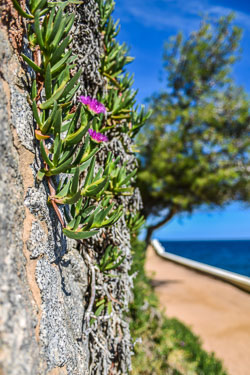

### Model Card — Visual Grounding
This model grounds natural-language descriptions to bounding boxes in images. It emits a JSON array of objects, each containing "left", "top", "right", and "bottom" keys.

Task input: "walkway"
[{"left": 145, "top": 246, "right": 250, "bottom": 375}]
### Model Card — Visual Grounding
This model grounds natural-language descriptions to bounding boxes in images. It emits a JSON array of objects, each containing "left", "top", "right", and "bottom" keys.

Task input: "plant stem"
[{"left": 47, "top": 176, "right": 65, "bottom": 227}]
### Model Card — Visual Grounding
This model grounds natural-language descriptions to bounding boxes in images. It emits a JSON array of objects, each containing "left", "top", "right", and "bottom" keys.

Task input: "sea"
[{"left": 159, "top": 240, "right": 250, "bottom": 277}]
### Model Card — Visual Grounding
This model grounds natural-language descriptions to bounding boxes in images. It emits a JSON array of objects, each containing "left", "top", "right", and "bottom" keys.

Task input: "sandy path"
[{"left": 145, "top": 246, "right": 250, "bottom": 375}]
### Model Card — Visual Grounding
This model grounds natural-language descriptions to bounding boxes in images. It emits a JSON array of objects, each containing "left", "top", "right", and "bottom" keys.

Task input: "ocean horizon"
[{"left": 158, "top": 239, "right": 250, "bottom": 277}]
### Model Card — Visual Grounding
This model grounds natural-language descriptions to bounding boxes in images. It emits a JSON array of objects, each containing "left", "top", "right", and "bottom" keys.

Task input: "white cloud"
[{"left": 116, "top": 0, "right": 250, "bottom": 33}]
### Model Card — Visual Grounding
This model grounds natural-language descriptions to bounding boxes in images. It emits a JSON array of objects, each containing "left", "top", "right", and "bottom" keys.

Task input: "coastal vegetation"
[
  {"left": 137, "top": 15, "right": 250, "bottom": 243},
  {"left": 129, "top": 239, "right": 228, "bottom": 375}
]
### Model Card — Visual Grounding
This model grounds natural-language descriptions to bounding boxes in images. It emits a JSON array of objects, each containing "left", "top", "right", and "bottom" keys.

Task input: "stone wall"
[{"left": 0, "top": 2, "right": 141, "bottom": 374}]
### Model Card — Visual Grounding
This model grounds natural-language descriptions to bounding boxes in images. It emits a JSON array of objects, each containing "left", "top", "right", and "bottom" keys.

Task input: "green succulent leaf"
[
  {"left": 72, "top": 134, "right": 90, "bottom": 165},
  {"left": 63, "top": 123, "right": 88, "bottom": 146},
  {"left": 99, "top": 245, "right": 112, "bottom": 268},
  {"left": 63, "top": 13, "right": 75, "bottom": 35},
  {"left": 21, "top": 54, "right": 43, "bottom": 74},
  {"left": 72, "top": 215, "right": 81, "bottom": 231},
  {"left": 94, "top": 203, "right": 114, "bottom": 226},
  {"left": 80, "top": 145, "right": 99, "bottom": 164},
  {"left": 40, "top": 7, "right": 49, "bottom": 16},
  {"left": 40, "top": 100, "right": 58, "bottom": 133},
  {"left": 84, "top": 208, "right": 97, "bottom": 230},
  {"left": 45, "top": 6, "right": 56, "bottom": 42},
  {"left": 39, "top": 80, "right": 68, "bottom": 109},
  {"left": 47, "top": 8, "right": 63, "bottom": 44},
  {"left": 63, "top": 82, "right": 81, "bottom": 103},
  {"left": 80, "top": 205, "right": 96, "bottom": 219},
  {"left": 96, "top": 298, "right": 105, "bottom": 307},
  {"left": 40, "top": 140, "right": 54, "bottom": 168},
  {"left": 36, "top": 169, "right": 46, "bottom": 181},
  {"left": 32, "top": 100, "right": 42, "bottom": 127},
  {"left": 47, "top": 154, "right": 74, "bottom": 175},
  {"left": 50, "top": 17, "right": 67, "bottom": 50},
  {"left": 53, "top": 134, "right": 62, "bottom": 166},
  {"left": 31, "top": 0, "right": 47, "bottom": 13},
  {"left": 56, "top": 178, "right": 71, "bottom": 198},
  {"left": 61, "top": 69, "right": 82, "bottom": 100},
  {"left": 45, "top": 63, "right": 52, "bottom": 99},
  {"left": 66, "top": 104, "right": 81, "bottom": 136},
  {"left": 107, "top": 301, "right": 112, "bottom": 315},
  {"left": 51, "top": 49, "right": 72, "bottom": 76},
  {"left": 68, "top": 157, "right": 93, "bottom": 174},
  {"left": 53, "top": 107, "right": 62, "bottom": 135},
  {"left": 83, "top": 157, "right": 95, "bottom": 188},
  {"left": 63, "top": 228, "right": 99, "bottom": 240},
  {"left": 31, "top": 80, "right": 37, "bottom": 100},
  {"left": 56, "top": 146, "right": 78, "bottom": 166},
  {"left": 82, "top": 177, "right": 109, "bottom": 197},
  {"left": 50, "top": 35, "right": 71, "bottom": 65},
  {"left": 105, "top": 255, "right": 125, "bottom": 270},
  {"left": 34, "top": 11, "right": 45, "bottom": 49},
  {"left": 57, "top": 190, "right": 81, "bottom": 205},
  {"left": 70, "top": 167, "right": 80, "bottom": 195},
  {"left": 75, "top": 197, "right": 84, "bottom": 216},
  {"left": 12, "top": 0, "right": 34, "bottom": 19},
  {"left": 95, "top": 304, "right": 105, "bottom": 317}
]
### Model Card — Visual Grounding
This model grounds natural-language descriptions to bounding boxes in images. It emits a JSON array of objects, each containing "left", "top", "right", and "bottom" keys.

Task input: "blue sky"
[{"left": 114, "top": 0, "right": 250, "bottom": 240}]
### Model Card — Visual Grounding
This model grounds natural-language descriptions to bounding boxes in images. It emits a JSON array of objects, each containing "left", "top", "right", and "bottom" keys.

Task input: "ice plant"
[
  {"left": 78, "top": 96, "right": 106, "bottom": 114},
  {"left": 12, "top": 0, "right": 125, "bottom": 241},
  {"left": 88, "top": 128, "right": 108, "bottom": 143}
]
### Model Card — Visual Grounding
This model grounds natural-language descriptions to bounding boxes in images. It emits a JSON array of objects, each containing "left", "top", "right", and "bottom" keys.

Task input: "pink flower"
[
  {"left": 78, "top": 96, "right": 106, "bottom": 114},
  {"left": 88, "top": 129, "right": 108, "bottom": 143}
]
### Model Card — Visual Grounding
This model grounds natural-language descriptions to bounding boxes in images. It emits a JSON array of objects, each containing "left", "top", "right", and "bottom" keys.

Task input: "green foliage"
[
  {"left": 15, "top": 0, "right": 138, "bottom": 241},
  {"left": 98, "top": 244, "right": 125, "bottom": 272},
  {"left": 13, "top": 0, "right": 149, "bottom": 279},
  {"left": 96, "top": 0, "right": 151, "bottom": 137},
  {"left": 126, "top": 212, "right": 145, "bottom": 236},
  {"left": 129, "top": 239, "right": 228, "bottom": 375},
  {"left": 90, "top": 297, "right": 113, "bottom": 325},
  {"left": 103, "top": 152, "right": 137, "bottom": 196},
  {"left": 137, "top": 15, "right": 250, "bottom": 238},
  {"left": 63, "top": 197, "right": 123, "bottom": 239}
]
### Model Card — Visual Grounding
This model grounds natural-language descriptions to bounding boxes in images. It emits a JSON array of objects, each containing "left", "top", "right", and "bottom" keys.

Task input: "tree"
[{"left": 137, "top": 15, "right": 250, "bottom": 244}]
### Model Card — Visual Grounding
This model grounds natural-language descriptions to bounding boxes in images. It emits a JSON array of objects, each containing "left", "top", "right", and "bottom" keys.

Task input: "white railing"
[{"left": 151, "top": 239, "right": 250, "bottom": 293}]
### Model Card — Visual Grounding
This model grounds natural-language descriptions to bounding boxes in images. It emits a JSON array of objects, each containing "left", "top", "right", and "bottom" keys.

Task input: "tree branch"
[{"left": 146, "top": 206, "right": 178, "bottom": 244}]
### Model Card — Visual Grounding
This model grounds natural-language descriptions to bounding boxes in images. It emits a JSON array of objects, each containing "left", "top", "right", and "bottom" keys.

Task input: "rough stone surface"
[
  {"left": 0, "top": 28, "right": 41, "bottom": 375},
  {"left": 70, "top": 0, "right": 105, "bottom": 97},
  {"left": 0, "top": 21, "right": 90, "bottom": 375},
  {"left": 70, "top": 3, "right": 143, "bottom": 373},
  {"left": 0, "top": 1, "right": 143, "bottom": 373}
]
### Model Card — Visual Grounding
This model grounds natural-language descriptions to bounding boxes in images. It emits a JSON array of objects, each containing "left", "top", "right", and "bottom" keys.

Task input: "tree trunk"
[{"left": 145, "top": 207, "right": 178, "bottom": 245}]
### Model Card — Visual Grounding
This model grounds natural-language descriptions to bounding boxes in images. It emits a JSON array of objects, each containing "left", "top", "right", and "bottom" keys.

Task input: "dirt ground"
[{"left": 145, "top": 246, "right": 250, "bottom": 375}]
